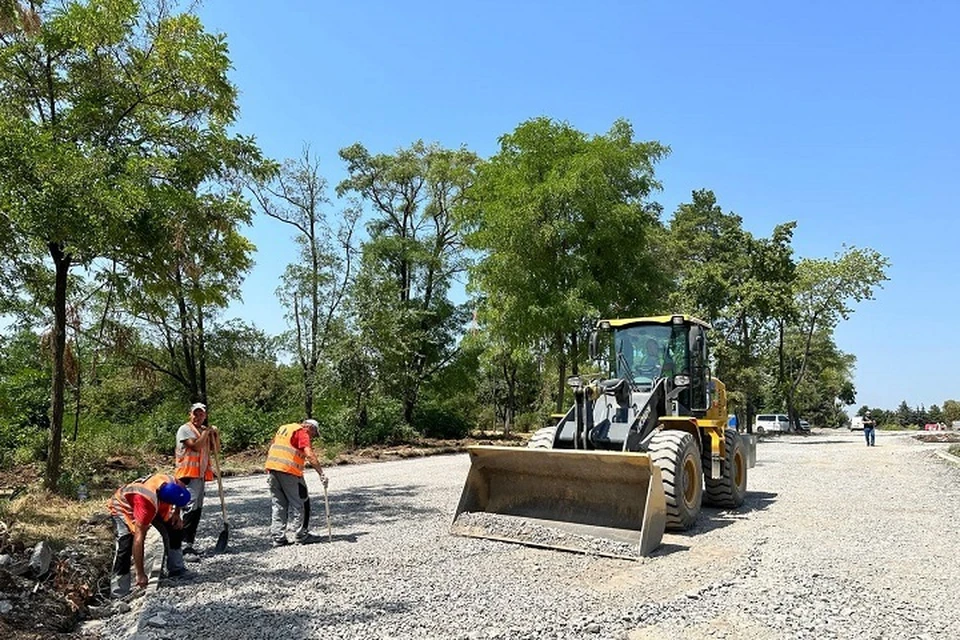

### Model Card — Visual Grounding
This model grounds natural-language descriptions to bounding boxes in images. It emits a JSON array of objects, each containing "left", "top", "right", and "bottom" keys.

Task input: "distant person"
[
  {"left": 863, "top": 411, "right": 876, "bottom": 446},
  {"left": 107, "top": 473, "right": 190, "bottom": 597},
  {"left": 265, "top": 418, "right": 329, "bottom": 546},
  {"left": 175, "top": 402, "right": 219, "bottom": 561}
]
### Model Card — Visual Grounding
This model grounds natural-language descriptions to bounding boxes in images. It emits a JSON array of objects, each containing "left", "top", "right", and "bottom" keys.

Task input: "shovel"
[{"left": 212, "top": 445, "right": 229, "bottom": 553}]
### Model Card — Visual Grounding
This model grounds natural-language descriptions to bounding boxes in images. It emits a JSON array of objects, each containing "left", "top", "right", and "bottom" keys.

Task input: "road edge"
[{"left": 935, "top": 449, "right": 960, "bottom": 467}]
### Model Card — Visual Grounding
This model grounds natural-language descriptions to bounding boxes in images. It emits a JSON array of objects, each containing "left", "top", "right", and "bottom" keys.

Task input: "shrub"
[{"left": 414, "top": 405, "right": 470, "bottom": 440}]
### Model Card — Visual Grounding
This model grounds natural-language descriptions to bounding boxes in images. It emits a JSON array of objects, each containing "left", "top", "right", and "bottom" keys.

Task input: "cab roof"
[{"left": 599, "top": 315, "right": 713, "bottom": 330}]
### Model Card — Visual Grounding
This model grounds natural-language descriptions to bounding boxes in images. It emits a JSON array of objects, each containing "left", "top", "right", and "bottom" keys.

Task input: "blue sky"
[{"left": 198, "top": 0, "right": 959, "bottom": 412}]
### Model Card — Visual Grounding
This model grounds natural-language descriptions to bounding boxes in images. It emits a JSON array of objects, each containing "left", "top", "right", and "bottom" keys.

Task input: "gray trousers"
[
  {"left": 179, "top": 476, "right": 206, "bottom": 545},
  {"left": 267, "top": 470, "right": 311, "bottom": 540}
]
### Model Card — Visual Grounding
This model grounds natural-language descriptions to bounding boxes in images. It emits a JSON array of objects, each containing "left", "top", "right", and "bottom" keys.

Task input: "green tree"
[
  {"left": 0, "top": 0, "right": 249, "bottom": 489},
  {"left": 895, "top": 400, "right": 912, "bottom": 427},
  {"left": 778, "top": 247, "right": 889, "bottom": 430},
  {"left": 666, "top": 189, "right": 796, "bottom": 431},
  {"left": 942, "top": 400, "right": 960, "bottom": 426},
  {"left": 928, "top": 404, "right": 943, "bottom": 424},
  {"left": 460, "top": 117, "right": 670, "bottom": 412},
  {"left": 338, "top": 141, "right": 477, "bottom": 425},
  {"left": 250, "top": 147, "right": 358, "bottom": 418}
]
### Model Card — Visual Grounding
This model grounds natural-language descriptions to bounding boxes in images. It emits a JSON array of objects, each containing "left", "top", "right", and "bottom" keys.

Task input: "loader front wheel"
[
  {"left": 527, "top": 425, "right": 558, "bottom": 449},
  {"left": 649, "top": 430, "right": 702, "bottom": 531},
  {"left": 704, "top": 429, "right": 747, "bottom": 508}
]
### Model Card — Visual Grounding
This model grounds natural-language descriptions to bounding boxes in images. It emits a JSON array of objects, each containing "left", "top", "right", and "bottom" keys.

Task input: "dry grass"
[
  {"left": 949, "top": 444, "right": 960, "bottom": 458},
  {"left": 0, "top": 490, "right": 105, "bottom": 551}
]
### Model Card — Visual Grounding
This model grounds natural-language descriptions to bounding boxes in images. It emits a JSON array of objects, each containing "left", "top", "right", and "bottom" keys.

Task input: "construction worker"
[
  {"left": 107, "top": 473, "right": 191, "bottom": 597},
  {"left": 175, "top": 402, "right": 219, "bottom": 561},
  {"left": 863, "top": 411, "right": 877, "bottom": 447},
  {"left": 265, "top": 418, "right": 329, "bottom": 546}
]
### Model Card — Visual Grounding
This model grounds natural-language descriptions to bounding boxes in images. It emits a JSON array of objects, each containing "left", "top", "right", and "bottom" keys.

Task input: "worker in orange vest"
[
  {"left": 107, "top": 473, "right": 191, "bottom": 597},
  {"left": 175, "top": 402, "right": 219, "bottom": 561},
  {"left": 265, "top": 418, "right": 329, "bottom": 546}
]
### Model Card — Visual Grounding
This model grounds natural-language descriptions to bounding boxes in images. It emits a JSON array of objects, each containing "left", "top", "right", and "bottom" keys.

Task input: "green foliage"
[
  {"left": 338, "top": 140, "right": 477, "bottom": 424},
  {"left": 413, "top": 405, "right": 471, "bottom": 440},
  {"left": 209, "top": 404, "right": 278, "bottom": 452},
  {"left": 460, "top": 118, "right": 670, "bottom": 411},
  {"left": 249, "top": 148, "right": 358, "bottom": 418},
  {"left": 0, "top": 0, "right": 261, "bottom": 490}
]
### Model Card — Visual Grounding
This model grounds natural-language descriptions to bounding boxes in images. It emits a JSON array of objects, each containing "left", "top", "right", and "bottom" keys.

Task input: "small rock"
[
  {"left": 147, "top": 613, "right": 167, "bottom": 628},
  {"left": 114, "top": 601, "right": 132, "bottom": 614},
  {"left": 0, "top": 554, "right": 11, "bottom": 568},
  {"left": 585, "top": 622, "right": 601, "bottom": 633},
  {"left": 79, "top": 619, "right": 105, "bottom": 636},
  {"left": 29, "top": 541, "right": 53, "bottom": 577},
  {"left": 0, "top": 600, "right": 12, "bottom": 614}
]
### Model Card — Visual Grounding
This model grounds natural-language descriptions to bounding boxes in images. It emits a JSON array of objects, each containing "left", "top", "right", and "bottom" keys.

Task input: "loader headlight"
[{"left": 673, "top": 375, "right": 690, "bottom": 386}]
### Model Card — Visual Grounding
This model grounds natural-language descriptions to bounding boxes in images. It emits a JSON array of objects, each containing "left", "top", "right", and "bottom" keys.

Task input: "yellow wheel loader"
[{"left": 451, "top": 315, "right": 752, "bottom": 558}]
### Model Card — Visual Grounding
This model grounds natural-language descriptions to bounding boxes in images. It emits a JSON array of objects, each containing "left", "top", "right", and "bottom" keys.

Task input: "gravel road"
[{"left": 99, "top": 430, "right": 960, "bottom": 640}]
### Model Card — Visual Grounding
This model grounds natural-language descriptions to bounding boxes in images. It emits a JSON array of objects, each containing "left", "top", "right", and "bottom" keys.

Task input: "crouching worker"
[
  {"left": 265, "top": 418, "right": 328, "bottom": 546},
  {"left": 107, "top": 473, "right": 191, "bottom": 597}
]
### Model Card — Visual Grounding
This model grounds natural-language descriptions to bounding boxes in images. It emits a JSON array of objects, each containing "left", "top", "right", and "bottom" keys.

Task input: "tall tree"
[
  {"left": 250, "top": 147, "right": 358, "bottom": 418},
  {"left": 666, "top": 190, "right": 796, "bottom": 430},
  {"left": 777, "top": 247, "right": 889, "bottom": 428},
  {"left": 460, "top": 118, "right": 669, "bottom": 411},
  {"left": 338, "top": 141, "right": 477, "bottom": 425},
  {"left": 0, "top": 0, "right": 248, "bottom": 489}
]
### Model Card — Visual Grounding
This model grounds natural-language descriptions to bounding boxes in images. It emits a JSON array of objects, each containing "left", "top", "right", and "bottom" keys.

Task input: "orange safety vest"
[
  {"left": 265, "top": 423, "right": 307, "bottom": 477},
  {"left": 107, "top": 473, "right": 176, "bottom": 532},
  {"left": 176, "top": 423, "right": 214, "bottom": 481}
]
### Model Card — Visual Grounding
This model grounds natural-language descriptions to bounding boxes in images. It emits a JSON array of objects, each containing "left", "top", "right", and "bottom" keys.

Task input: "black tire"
[
  {"left": 528, "top": 425, "right": 558, "bottom": 449},
  {"left": 703, "top": 428, "right": 747, "bottom": 508},
  {"left": 648, "top": 430, "right": 702, "bottom": 531}
]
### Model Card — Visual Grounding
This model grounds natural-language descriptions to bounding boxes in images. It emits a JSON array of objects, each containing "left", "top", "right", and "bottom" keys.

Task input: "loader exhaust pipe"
[{"left": 450, "top": 446, "right": 667, "bottom": 558}]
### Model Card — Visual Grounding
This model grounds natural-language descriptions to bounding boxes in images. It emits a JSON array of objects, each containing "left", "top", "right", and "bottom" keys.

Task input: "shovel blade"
[{"left": 214, "top": 526, "right": 229, "bottom": 553}]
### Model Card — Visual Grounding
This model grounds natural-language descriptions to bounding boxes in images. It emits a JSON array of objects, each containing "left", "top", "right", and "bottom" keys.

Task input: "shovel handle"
[
  {"left": 212, "top": 446, "right": 227, "bottom": 522},
  {"left": 322, "top": 482, "right": 332, "bottom": 542}
]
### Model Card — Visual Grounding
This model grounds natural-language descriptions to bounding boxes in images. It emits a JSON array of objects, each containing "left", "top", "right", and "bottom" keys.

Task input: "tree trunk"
[
  {"left": 45, "top": 243, "right": 70, "bottom": 492},
  {"left": 304, "top": 368, "right": 315, "bottom": 418},
  {"left": 196, "top": 296, "right": 208, "bottom": 406}
]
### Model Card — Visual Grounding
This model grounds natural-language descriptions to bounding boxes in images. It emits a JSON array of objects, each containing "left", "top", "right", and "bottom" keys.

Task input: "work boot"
[
  {"left": 111, "top": 573, "right": 132, "bottom": 598},
  {"left": 295, "top": 533, "right": 324, "bottom": 545},
  {"left": 272, "top": 536, "right": 290, "bottom": 548},
  {"left": 182, "top": 545, "right": 201, "bottom": 563}
]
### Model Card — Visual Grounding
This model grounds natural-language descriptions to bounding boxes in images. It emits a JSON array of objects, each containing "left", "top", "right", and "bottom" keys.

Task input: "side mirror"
[{"left": 589, "top": 331, "right": 599, "bottom": 361}]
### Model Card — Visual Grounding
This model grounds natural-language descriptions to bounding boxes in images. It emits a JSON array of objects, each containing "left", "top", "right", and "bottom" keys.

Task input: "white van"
[{"left": 754, "top": 414, "right": 791, "bottom": 433}]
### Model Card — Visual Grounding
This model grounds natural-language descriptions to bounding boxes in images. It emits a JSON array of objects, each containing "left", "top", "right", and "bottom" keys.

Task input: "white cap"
[
  {"left": 190, "top": 402, "right": 207, "bottom": 413},
  {"left": 303, "top": 419, "right": 319, "bottom": 430}
]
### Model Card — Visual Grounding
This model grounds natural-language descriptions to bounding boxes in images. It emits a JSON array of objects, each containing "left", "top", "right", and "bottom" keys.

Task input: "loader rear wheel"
[
  {"left": 528, "top": 425, "right": 558, "bottom": 449},
  {"left": 704, "top": 429, "right": 747, "bottom": 508},
  {"left": 649, "top": 430, "right": 702, "bottom": 531}
]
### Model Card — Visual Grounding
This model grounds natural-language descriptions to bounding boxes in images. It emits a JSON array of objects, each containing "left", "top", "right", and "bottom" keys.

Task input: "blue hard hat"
[{"left": 157, "top": 482, "right": 191, "bottom": 507}]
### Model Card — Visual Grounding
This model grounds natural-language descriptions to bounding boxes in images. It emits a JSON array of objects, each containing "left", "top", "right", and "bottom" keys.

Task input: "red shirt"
[
  {"left": 290, "top": 427, "right": 312, "bottom": 451},
  {"left": 129, "top": 494, "right": 157, "bottom": 529},
  {"left": 129, "top": 495, "right": 172, "bottom": 529}
]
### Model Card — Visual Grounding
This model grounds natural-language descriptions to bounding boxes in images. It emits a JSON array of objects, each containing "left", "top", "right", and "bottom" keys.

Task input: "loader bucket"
[{"left": 450, "top": 446, "right": 667, "bottom": 559}]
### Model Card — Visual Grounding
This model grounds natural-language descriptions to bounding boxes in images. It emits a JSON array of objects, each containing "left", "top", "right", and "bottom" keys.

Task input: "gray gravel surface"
[{"left": 100, "top": 430, "right": 960, "bottom": 640}]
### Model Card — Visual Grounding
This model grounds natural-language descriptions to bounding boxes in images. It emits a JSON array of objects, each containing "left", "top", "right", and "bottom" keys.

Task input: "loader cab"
[{"left": 597, "top": 315, "right": 712, "bottom": 417}]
